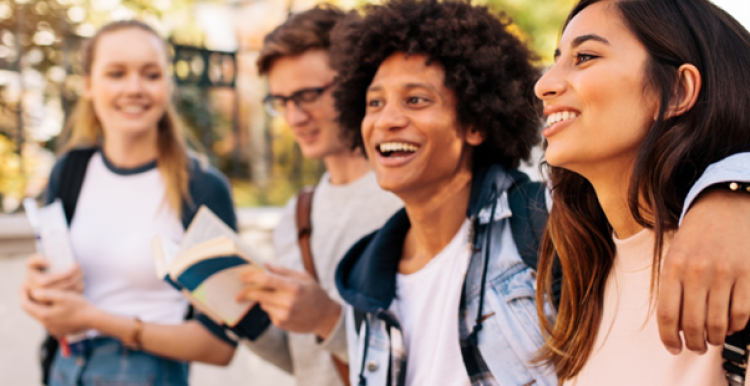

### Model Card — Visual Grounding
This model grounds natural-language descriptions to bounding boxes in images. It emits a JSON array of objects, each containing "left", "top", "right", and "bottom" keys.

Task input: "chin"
[
  {"left": 299, "top": 144, "right": 326, "bottom": 160},
  {"left": 374, "top": 172, "right": 415, "bottom": 196},
  {"left": 543, "top": 143, "right": 573, "bottom": 168}
]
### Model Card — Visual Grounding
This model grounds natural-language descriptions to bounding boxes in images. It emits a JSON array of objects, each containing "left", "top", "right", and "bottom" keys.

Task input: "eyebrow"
[
  {"left": 554, "top": 34, "right": 610, "bottom": 60},
  {"left": 367, "top": 82, "right": 436, "bottom": 93}
]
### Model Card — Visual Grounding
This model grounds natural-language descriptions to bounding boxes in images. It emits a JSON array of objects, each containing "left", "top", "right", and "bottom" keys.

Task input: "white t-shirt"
[
  {"left": 70, "top": 153, "right": 188, "bottom": 329},
  {"left": 390, "top": 219, "right": 472, "bottom": 386}
]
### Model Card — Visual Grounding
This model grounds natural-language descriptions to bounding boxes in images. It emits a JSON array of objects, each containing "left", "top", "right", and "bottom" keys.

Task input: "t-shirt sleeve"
[
  {"left": 195, "top": 312, "right": 239, "bottom": 347},
  {"left": 195, "top": 303, "right": 273, "bottom": 345}
]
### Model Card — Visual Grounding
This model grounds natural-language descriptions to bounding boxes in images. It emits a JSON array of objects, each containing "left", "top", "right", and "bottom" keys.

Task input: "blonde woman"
[{"left": 20, "top": 21, "right": 237, "bottom": 386}]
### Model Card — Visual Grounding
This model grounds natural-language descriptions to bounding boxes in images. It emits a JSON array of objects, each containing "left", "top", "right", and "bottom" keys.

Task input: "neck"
[
  {"left": 398, "top": 165, "right": 473, "bottom": 275},
  {"left": 582, "top": 159, "right": 644, "bottom": 239},
  {"left": 322, "top": 150, "right": 371, "bottom": 185},
  {"left": 102, "top": 128, "right": 158, "bottom": 169}
]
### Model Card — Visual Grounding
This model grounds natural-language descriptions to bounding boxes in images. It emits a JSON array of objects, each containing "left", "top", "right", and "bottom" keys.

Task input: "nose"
[
  {"left": 124, "top": 73, "right": 145, "bottom": 95},
  {"left": 284, "top": 101, "right": 310, "bottom": 127},
  {"left": 373, "top": 100, "right": 408, "bottom": 133},
  {"left": 534, "top": 63, "right": 567, "bottom": 101}
]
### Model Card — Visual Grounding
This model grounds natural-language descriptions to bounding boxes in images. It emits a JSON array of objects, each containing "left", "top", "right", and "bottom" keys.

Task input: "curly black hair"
[{"left": 331, "top": 0, "right": 542, "bottom": 169}]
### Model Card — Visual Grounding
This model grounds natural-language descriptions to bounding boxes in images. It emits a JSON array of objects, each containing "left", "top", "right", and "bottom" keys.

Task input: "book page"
[
  {"left": 179, "top": 206, "right": 265, "bottom": 267},
  {"left": 151, "top": 233, "right": 179, "bottom": 279},
  {"left": 190, "top": 266, "right": 255, "bottom": 327}
]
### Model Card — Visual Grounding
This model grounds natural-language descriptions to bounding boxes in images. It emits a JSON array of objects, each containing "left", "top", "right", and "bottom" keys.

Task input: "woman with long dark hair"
[{"left": 535, "top": 0, "right": 750, "bottom": 384}]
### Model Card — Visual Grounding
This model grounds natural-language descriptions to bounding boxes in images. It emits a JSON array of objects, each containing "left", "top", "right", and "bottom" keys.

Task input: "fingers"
[
  {"left": 240, "top": 270, "right": 295, "bottom": 292},
  {"left": 27, "top": 254, "right": 49, "bottom": 271},
  {"left": 26, "top": 263, "right": 84, "bottom": 291},
  {"left": 705, "top": 279, "right": 732, "bottom": 346},
  {"left": 238, "top": 288, "right": 290, "bottom": 308},
  {"left": 28, "top": 288, "right": 65, "bottom": 304},
  {"left": 264, "top": 263, "right": 311, "bottom": 280},
  {"left": 657, "top": 260, "right": 684, "bottom": 355},
  {"left": 19, "top": 286, "right": 50, "bottom": 321},
  {"left": 728, "top": 279, "right": 750, "bottom": 334}
]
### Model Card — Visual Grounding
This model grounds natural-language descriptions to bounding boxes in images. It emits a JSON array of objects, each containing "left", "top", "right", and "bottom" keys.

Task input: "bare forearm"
[{"left": 88, "top": 309, "right": 235, "bottom": 365}]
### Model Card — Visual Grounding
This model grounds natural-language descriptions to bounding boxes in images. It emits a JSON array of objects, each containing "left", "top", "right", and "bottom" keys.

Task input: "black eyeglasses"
[{"left": 263, "top": 82, "right": 334, "bottom": 117}]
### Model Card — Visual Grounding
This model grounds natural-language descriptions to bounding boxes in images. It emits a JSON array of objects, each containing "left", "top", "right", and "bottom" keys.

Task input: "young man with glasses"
[{"left": 197, "top": 5, "right": 402, "bottom": 386}]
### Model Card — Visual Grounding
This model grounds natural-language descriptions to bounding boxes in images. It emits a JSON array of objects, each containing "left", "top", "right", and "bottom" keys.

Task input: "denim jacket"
[
  {"left": 335, "top": 153, "right": 750, "bottom": 386},
  {"left": 335, "top": 165, "right": 557, "bottom": 386}
]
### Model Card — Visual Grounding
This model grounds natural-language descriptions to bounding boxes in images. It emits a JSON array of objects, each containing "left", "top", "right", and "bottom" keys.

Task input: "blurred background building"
[{"left": 0, "top": 0, "right": 747, "bottom": 384}]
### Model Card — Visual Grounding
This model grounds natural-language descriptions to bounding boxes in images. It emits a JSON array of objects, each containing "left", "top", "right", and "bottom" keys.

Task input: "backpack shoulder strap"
[
  {"left": 507, "top": 179, "right": 563, "bottom": 308},
  {"left": 508, "top": 180, "right": 548, "bottom": 270},
  {"left": 295, "top": 186, "right": 318, "bottom": 281},
  {"left": 57, "top": 148, "right": 96, "bottom": 225}
]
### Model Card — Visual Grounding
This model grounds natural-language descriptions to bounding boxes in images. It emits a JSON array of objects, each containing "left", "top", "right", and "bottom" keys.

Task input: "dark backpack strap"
[
  {"left": 508, "top": 181, "right": 547, "bottom": 269},
  {"left": 723, "top": 325, "right": 750, "bottom": 385},
  {"left": 58, "top": 148, "right": 97, "bottom": 225},
  {"left": 507, "top": 179, "right": 563, "bottom": 308}
]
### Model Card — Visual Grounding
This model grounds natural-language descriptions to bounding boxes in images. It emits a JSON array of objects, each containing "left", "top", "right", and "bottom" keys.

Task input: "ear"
[
  {"left": 665, "top": 64, "right": 701, "bottom": 119},
  {"left": 82, "top": 75, "right": 93, "bottom": 101},
  {"left": 466, "top": 127, "right": 486, "bottom": 146}
]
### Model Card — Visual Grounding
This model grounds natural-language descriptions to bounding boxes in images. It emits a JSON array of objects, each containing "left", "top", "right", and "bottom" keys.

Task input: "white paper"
[{"left": 36, "top": 200, "right": 76, "bottom": 273}]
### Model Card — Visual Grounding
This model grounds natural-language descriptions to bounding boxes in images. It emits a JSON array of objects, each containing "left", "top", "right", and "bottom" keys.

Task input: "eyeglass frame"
[{"left": 262, "top": 81, "right": 335, "bottom": 117}]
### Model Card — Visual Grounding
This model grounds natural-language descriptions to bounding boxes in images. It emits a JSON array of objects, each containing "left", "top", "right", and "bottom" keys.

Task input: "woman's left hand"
[
  {"left": 658, "top": 188, "right": 750, "bottom": 354},
  {"left": 20, "top": 286, "right": 97, "bottom": 336}
]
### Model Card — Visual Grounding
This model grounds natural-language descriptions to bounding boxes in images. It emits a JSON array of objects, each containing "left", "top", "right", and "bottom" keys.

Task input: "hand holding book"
[{"left": 152, "top": 206, "right": 268, "bottom": 329}]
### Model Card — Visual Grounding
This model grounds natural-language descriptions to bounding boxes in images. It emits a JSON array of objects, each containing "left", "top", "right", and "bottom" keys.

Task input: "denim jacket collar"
[{"left": 334, "top": 164, "right": 521, "bottom": 314}]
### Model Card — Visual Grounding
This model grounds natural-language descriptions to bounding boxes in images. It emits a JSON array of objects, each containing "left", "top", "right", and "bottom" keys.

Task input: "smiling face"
[
  {"left": 362, "top": 52, "right": 484, "bottom": 198},
  {"left": 84, "top": 28, "right": 169, "bottom": 140},
  {"left": 534, "top": 1, "right": 659, "bottom": 178},
  {"left": 266, "top": 49, "right": 348, "bottom": 160}
]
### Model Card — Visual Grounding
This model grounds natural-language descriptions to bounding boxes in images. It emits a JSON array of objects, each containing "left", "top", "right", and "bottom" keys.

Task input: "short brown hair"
[{"left": 257, "top": 3, "right": 346, "bottom": 75}]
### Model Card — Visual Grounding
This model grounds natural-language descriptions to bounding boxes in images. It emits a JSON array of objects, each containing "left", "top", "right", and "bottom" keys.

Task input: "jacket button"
[{"left": 367, "top": 361, "right": 379, "bottom": 372}]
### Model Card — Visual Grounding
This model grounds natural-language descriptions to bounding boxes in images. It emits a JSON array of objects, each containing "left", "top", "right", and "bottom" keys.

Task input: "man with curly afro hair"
[{"left": 332, "top": 0, "right": 556, "bottom": 385}]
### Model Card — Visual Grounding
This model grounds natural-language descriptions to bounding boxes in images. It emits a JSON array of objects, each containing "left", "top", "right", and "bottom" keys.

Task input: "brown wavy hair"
[
  {"left": 330, "top": 0, "right": 542, "bottom": 169},
  {"left": 256, "top": 3, "right": 346, "bottom": 75},
  {"left": 535, "top": 0, "right": 750, "bottom": 381},
  {"left": 59, "top": 20, "right": 191, "bottom": 216}
]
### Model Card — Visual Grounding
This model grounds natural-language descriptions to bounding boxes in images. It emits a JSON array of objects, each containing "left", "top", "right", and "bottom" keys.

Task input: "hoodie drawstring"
[
  {"left": 358, "top": 317, "right": 371, "bottom": 386},
  {"left": 466, "top": 182, "right": 498, "bottom": 347}
]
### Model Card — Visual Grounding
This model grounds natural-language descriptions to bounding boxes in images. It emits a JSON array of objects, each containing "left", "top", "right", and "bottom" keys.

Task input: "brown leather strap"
[
  {"left": 296, "top": 186, "right": 318, "bottom": 281},
  {"left": 295, "top": 186, "right": 350, "bottom": 386}
]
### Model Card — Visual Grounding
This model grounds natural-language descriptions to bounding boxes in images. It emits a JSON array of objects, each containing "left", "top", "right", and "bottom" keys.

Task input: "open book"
[{"left": 152, "top": 206, "right": 265, "bottom": 328}]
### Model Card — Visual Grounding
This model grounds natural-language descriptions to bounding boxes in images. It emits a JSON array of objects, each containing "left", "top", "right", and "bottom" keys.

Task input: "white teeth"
[
  {"left": 122, "top": 106, "right": 146, "bottom": 113},
  {"left": 546, "top": 111, "right": 579, "bottom": 127},
  {"left": 379, "top": 142, "right": 418, "bottom": 153}
]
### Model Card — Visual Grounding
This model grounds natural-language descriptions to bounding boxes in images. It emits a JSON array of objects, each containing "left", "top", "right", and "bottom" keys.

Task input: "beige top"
[
  {"left": 564, "top": 229, "right": 727, "bottom": 386},
  {"left": 243, "top": 171, "right": 403, "bottom": 386}
]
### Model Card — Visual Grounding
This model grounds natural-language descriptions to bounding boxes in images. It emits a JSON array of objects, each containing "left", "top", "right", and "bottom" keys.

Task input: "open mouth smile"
[
  {"left": 543, "top": 110, "right": 579, "bottom": 137},
  {"left": 377, "top": 142, "right": 419, "bottom": 158},
  {"left": 375, "top": 141, "right": 421, "bottom": 167}
]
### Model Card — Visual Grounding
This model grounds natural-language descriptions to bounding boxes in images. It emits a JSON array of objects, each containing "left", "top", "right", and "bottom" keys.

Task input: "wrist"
[
  {"left": 313, "top": 300, "right": 342, "bottom": 340},
  {"left": 81, "top": 303, "right": 104, "bottom": 331}
]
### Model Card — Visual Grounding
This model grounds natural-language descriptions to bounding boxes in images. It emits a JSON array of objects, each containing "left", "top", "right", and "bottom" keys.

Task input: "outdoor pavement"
[{"left": 0, "top": 208, "right": 295, "bottom": 386}]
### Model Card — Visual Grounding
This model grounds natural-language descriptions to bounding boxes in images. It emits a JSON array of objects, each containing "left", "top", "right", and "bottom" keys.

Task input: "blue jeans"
[{"left": 49, "top": 337, "right": 189, "bottom": 386}]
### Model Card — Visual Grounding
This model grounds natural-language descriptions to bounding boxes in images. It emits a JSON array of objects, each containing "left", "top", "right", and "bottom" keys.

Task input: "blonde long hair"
[{"left": 59, "top": 20, "right": 191, "bottom": 217}]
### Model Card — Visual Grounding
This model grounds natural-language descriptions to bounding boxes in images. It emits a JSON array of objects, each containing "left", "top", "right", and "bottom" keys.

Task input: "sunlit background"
[
  {"left": 0, "top": 0, "right": 747, "bottom": 385},
  {"left": 0, "top": 0, "right": 745, "bottom": 213},
  {"left": 0, "top": 0, "right": 575, "bottom": 214}
]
